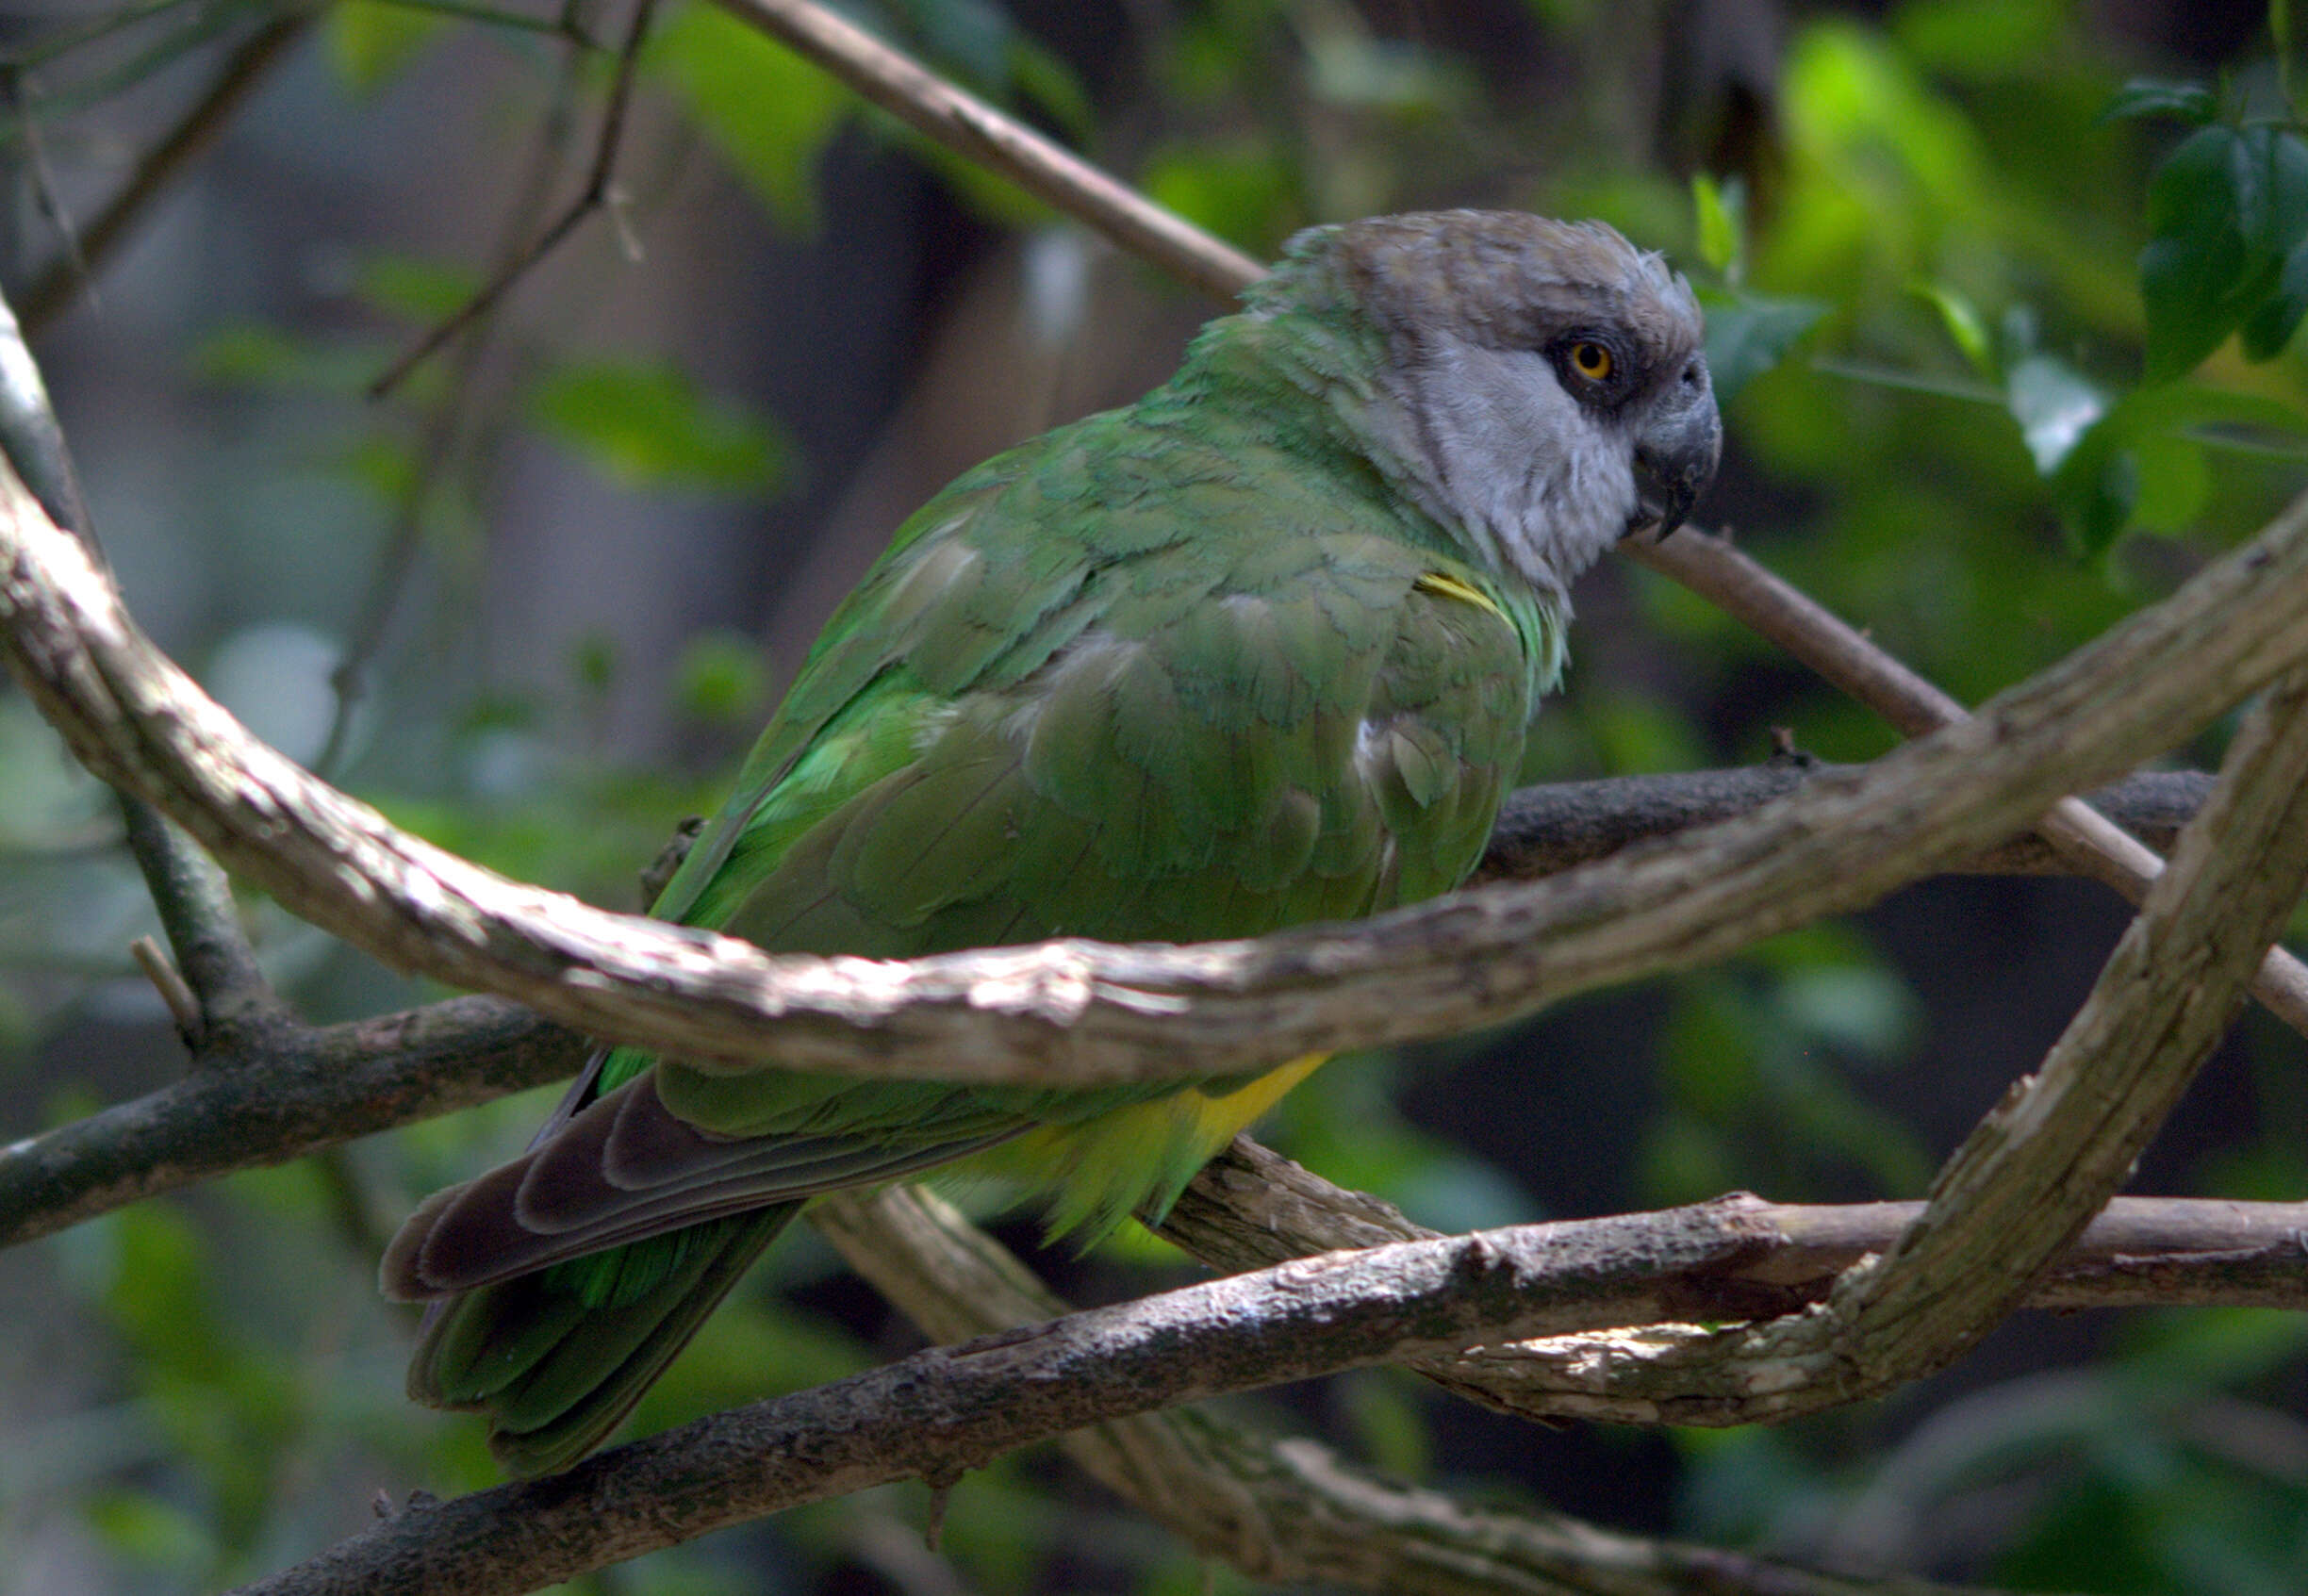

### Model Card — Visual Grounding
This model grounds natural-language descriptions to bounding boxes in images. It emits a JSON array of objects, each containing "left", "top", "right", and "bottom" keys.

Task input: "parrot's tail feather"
[
  {"left": 407, "top": 1203, "right": 800, "bottom": 1477},
  {"left": 380, "top": 1072, "right": 1019, "bottom": 1301}
]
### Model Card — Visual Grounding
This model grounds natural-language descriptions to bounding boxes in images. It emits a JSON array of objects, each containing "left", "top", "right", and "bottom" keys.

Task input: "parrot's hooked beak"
[{"left": 1627, "top": 357, "right": 1722, "bottom": 542}]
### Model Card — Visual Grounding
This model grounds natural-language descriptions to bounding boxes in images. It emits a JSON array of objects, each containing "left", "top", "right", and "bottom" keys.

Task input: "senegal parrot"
[{"left": 382, "top": 210, "right": 1722, "bottom": 1474}]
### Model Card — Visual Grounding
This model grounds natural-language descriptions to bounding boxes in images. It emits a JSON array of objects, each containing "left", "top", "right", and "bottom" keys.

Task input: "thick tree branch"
[
  {"left": 0, "top": 765, "right": 2216, "bottom": 1249},
  {"left": 8, "top": 458, "right": 2308, "bottom": 1095},
  {"left": 1624, "top": 532, "right": 2308, "bottom": 1037},
  {"left": 1162, "top": 1140, "right": 2308, "bottom": 1428},
  {"left": 1277, "top": 666, "right": 2308, "bottom": 1431},
  {"left": 1166, "top": 1142, "right": 2308, "bottom": 1313}
]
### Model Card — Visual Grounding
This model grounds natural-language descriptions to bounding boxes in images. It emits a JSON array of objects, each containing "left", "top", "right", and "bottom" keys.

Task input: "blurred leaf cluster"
[{"left": 4, "top": 1, "right": 2308, "bottom": 1593}]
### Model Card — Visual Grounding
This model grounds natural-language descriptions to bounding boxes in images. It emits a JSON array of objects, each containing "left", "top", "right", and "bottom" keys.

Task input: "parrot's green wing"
[{"left": 386, "top": 341, "right": 1559, "bottom": 1474}]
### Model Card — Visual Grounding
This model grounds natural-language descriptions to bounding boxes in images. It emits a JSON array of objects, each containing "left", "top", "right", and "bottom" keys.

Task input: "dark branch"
[
  {"left": 18, "top": 13, "right": 312, "bottom": 334},
  {"left": 0, "top": 997, "right": 576, "bottom": 1248},
  {"left": 364, "top": 0, "right": 652, "bottom": 399}
]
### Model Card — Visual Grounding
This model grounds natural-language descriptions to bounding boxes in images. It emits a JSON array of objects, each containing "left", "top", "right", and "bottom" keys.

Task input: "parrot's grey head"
[{"left": 1263, "top": 210, "right": 1721, "bottom": 600}]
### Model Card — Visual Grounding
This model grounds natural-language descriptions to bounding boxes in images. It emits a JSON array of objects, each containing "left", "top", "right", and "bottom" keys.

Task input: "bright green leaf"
[
  {"left": 326, "top": 0, "right": 444, "bottom": 95},
  {"left": 645, "top": 1, "right": 849, "bottom": 228},
  {"left": 528, "top": 359, "right": 796, "bottom": 495},
  {"left": 1692, "top": 172, "right": 1744, "bottom": 279},
  {"left": 1911, "top": 280, "right": 1996, "bottom": 374}
]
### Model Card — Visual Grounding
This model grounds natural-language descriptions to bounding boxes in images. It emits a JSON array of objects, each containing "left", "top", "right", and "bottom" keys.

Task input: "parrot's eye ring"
[{"left": 1568, "top": 340, "right": 1615, "bottom": 381}]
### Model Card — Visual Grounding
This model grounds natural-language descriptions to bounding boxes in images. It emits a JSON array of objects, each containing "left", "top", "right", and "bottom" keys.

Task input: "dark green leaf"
[
  {"left": 2139, "top": 124, "right": 2308, "bottom": 378},
  {"left": 2140, "top": 125, "right": 2254, "bottom": 379},
  {"left": 2053, "top": 438, "right": 2139, "bottom": 557},
  {"left": 1696, "top": 287, "right": 1829, "bottom": 404},
  {"left": 2241, "top": 236, "right": 2308, "bottom": 357}
]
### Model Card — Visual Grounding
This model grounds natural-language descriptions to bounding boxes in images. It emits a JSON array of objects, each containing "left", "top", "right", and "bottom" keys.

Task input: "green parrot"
[{"left": 381, "top": 210, "right": 1720, "bottom": 1475}]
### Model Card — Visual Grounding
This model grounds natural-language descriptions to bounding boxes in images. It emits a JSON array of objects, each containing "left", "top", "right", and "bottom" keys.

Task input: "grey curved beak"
[{"left": 1628, "top": 358, "right": 1722, "bottom": 541}]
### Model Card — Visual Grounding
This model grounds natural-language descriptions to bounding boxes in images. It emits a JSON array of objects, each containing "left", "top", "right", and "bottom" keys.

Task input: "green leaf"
[
  {"left": 2102, "top": 77, "right": 2219, "bottom": 125},
  {"left": 2042, "top": 384, "right": 2301, "bottom": 553},
  {"left": 326, "top": 0, "right": 444, "bottom": 96},
  {"left": 1141, "top": 140, "right": 1298, "bottom": 255},
  {"left": 1691, "top": 172, "right": 1744, "bottom": 279},
  {"left": 1911, "top": 280, "right": 1996, "bottom": 375},
  {"left": 645, "top": 1, "right": 849, "bottom": 228},
  {"left": 354, "top": 254, "right": 481, "bottom": 322},
  {"left": 2127, "top": 430, "right": 2210, "bottom": 531},
  {"left": 2005, "top": 352, "right": 2107, "bottom": 473},
  {"left": 528, "top": 359, "right": 797, "bottom": 495},
  {"left": 673, "top": 629, "right": 769, "bottom": 725},
  {"left": 1697, "top": 287, "right": 1829, "bottom": 404},
  {"left": 2139, "top": 123, "right": 2308, "bottom": 379},
  {"left": 2241, "top": 235, "right": 2308, "bottom": 356}
]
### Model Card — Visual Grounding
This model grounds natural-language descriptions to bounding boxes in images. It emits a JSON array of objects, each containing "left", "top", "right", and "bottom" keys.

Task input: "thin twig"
[
  {"left": 3, "top": 71, "right": 91, "bottom": 305},
  {"left": 708, "top": 0, "right": 1265, "bottom": 302},
  {"left": 129, "top": 934, "right": 200, "bottom": 1035},
  {"left": 365, "top": 0, "right": 656, "bottom": 399},
  {"left": 315, "top": 2, "right": 612, "bottom": 777},
  {"left": 19, "top": 11, "right": 312, "bottom": 335}
]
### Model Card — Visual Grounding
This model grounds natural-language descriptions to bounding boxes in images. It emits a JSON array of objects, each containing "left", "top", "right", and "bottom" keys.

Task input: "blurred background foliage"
[{"left": 3, "top": 0, "right": 2308, "bottom": 1590}]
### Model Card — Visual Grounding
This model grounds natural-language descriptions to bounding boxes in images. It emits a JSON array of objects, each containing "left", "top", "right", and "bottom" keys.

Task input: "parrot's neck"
[
  {"left": 1170, "top": 275, "right": 1588, "bottom": 607},
  {"left": 1150, "top": 298, "right": 1573, "bottom": 704}
]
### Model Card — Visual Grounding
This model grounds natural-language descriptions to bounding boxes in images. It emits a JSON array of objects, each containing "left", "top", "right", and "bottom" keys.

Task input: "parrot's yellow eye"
[{"left": 1569, "top": 340, "right": 1614, "bottom": 381}]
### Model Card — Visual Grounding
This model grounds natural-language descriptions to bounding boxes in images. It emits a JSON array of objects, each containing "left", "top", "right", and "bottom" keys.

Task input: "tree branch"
[
  {"left": 0, "top": 995, "right": 576, "bottom": 1247},
  {"left": 8, "top": 452, "right": 2308, "bottom": 1094},
  {"left": 0, "top": 764, "right": 2217, "bottom": 1250}
]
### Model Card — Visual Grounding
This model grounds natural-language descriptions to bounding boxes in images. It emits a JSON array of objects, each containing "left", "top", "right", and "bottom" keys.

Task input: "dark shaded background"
[{"left": 4, "top": 0, "right": 2305, "bottom": 1591}]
